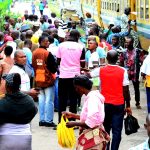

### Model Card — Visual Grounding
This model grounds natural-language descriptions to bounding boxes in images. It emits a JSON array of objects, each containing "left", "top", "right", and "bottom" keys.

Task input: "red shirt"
[
  {"left": 99, "top": 42, "right": 112, "bottom": 51},
  {"left": 100, "top": 65, "right": 125, "bottom": 105}
]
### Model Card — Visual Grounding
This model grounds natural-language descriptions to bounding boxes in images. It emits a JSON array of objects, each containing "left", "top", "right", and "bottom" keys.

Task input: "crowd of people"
[{"left": 0, "top": 2, "right": 150, "bottom": 149}]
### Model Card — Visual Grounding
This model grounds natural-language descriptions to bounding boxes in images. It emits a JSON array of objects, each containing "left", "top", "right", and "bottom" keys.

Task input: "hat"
[
  {"left": 21, "top": 24, "right": 30, "bottom": 32},
  {"left": 2, "top": 73, "right": 15, "bottom": 87},
  {"left": 4, "top": 35, "right": 13, "bottom": 42},
  {"left": 58, "top": 29, "right": 66, "bottom": 38},
  {"left": 32, "top": 22, "right": 40, "bottom": 27}
]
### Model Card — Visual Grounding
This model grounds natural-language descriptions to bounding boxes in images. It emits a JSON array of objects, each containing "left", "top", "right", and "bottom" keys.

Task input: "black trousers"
[
  {"left": 40, "top": 10, "right": 43, "bottom": 15},
  {"left": 132, "top": 80, "right": 140, "bottom": 106},
  {"left": 58, "top": 78, "right": 78, "bottom": 122}
]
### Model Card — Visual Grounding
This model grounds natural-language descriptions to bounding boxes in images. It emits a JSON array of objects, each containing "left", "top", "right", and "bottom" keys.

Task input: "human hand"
[
  {"left": 62, "top": 111, "right": 75, "bottom": 119},
  {"left": 125, "top": 107, "right": 132, "bottom": 115},
  {"left": 66, "top": 121, "right": 76, "bottom": 128},
  {"left": 29, "top": 88, "right": 40, "bottom": 98}
]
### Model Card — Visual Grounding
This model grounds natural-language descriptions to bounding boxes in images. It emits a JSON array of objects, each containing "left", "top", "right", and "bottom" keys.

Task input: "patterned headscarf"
[{"left": 2, "top": 73, "right": 16, "bottom": 87}]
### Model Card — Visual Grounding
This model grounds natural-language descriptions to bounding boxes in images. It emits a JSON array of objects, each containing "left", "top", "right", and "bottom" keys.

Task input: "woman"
[
  {"left": 63, "top": 75, "right": 110, "bottom": 150},
  {"left": 0, "top": 73, "right": 37, "bottom": 149}
]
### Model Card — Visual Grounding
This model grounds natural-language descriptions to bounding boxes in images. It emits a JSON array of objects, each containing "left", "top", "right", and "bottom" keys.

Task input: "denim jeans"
[
  {"left": 38, "top": 86, "right": 54, "bottom": 123},
  {"left": 146, "top": 87, "right": 150, "bottom": 113},
  {"left": 54, "top": 77, "right": 59, "bottom": 111},
  {"left": 104, "top": 104, "right": 125, "bottom": 150}
]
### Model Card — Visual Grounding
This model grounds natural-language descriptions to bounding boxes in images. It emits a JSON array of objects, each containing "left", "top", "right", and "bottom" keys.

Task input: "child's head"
[{"left": 144, "top": 114, "right": 150, "bottom": 137}]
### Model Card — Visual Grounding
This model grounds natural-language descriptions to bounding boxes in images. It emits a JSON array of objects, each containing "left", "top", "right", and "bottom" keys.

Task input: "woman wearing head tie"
[{"left": 0, "top": 73, "right": 37, "bottom": 150}]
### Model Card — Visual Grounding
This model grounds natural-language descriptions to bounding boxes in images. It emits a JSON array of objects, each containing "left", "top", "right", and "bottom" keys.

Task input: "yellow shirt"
[{"left": 145, "top": 75, "right": 150, "bottom": 87}]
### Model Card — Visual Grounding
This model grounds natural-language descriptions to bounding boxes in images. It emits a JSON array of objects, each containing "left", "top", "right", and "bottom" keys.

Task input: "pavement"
[{"left": 10, "top": 1, "right": 148, "bottom": 150}]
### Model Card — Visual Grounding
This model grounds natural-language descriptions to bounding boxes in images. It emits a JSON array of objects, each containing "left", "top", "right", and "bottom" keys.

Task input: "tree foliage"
[{"left": 0, "top": 0, "right": 12, "bottom": 30}]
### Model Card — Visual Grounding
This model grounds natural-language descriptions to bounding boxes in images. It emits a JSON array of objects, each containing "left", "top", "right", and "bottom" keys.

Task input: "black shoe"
[
  {"left": 136, "top": 105, "right": 142, "bottom": 109},
  {"left": 45, "top": 122, "right": 57, "bottom": 127},
  {"left": 39, "top": 121, "right": 46, "bottom": 126},
  {"left": 54, "top": 108, "right": 58, "bottom": 112},
  {"left": 53, "top": 126, "right": 57, "bottom": 130}
]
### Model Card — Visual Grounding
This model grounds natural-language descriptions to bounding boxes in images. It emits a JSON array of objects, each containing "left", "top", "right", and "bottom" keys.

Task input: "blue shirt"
[
  {"left": 107, "top": 31, "right": 129, "bottom": 44},
  {"left": 39, "top": 3, "right": 44, "bottom": 10},
  {"left": 23, "top": 47, "right": 34, "bottom": 77},
  {"left": 85, "top": 47, "right": 106, "bottom": 63}
]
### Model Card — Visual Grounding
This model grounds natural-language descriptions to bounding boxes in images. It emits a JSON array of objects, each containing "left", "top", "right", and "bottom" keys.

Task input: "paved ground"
[
  {"left": 10, "top": 1, "right": 148, "bottom": 150},
  {"left": 31, "top": 82, "right": 148, "bottom": 150}
]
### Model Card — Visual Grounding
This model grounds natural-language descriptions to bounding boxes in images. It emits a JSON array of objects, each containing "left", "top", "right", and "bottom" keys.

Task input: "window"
[
  {"left": 107, "top": 2, "right": 109, "bottom": 10},
  {"left": 110, "top": 2, "right": 112, "bottom": 10},
  {"left": 112, "top": 3, "right": 114, "bottom": 11},
  {"left": 145, "top": 0, "right": 149, "bottom": 19},
  {"left": 105, "top": 1, "right": 107, "bottom": 10},
  {"left": 115, "top": 3, "right": 116, "bottom": 11},
  {"left": 140, "top": 0, "right": 144, "bottom": 18}
]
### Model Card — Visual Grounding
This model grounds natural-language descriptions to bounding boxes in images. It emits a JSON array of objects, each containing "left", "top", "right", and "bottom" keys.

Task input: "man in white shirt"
[{"left": 9, "top": 50, "right": 38, "bottom": 97}]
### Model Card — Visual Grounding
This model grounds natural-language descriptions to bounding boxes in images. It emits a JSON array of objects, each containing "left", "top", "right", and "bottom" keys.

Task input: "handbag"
[
  {"left": 77, "top": 126, "right": 110, "bottom": 150},
  {"left": 124, "top": 114, "right": 140, "bottom": 135}
]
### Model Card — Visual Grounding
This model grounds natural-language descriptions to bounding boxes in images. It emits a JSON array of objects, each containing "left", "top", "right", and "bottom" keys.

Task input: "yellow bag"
[{"left": 57, "top": 115, "right": 76, "bottom": 149}]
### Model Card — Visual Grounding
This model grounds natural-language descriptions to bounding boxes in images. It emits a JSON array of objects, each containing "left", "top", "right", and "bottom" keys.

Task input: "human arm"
[
  {"left": 123, "top": 69, "right": 132, "bottom": 114},
  {"left": 80, "top": 48, "right": 85, "bottom": 69},
  {"left": 0, "top": 63, "right": 2, "bottom": 84},
  {"left": 119, "top": 52, "right": 125, "bottom": 67},
  {"left": 0, "top": 44, "right": 6, "bottom": 53},
  {"left": 46, "top": 52, "right": 58, "bottom": 73},
  {"left": 22, "top": 88, "right": 39, "bottom": 99},
  {"left": 66, "top": 121, "right": 89, "bottom": 128},
  {"left": 62, "top": 111, "right": 80, "bottom": 120},
  {"left": 119, "top": 25, "right": 131, "bottom": 36}
]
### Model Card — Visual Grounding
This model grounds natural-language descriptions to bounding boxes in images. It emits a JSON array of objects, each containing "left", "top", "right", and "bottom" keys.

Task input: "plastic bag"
[
  {"left": 124, "top": 115, "right": 140, "bottom": 135},
  {"left": 57, "top": 115, "right": 76, "bottom": 149}
]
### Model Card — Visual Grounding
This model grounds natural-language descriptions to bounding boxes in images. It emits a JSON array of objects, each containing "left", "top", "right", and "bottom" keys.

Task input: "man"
[
  {"left": 99, "top": 34, "right": 112, "bottom": 52},
  {"left": 23, "top": 39, "right": 34, "bottom": 86},
  {"left": 86, "top": 50, "right": 131, "bottom": 150},
  {"left": 40, "top": 16, "right": 49, "bottom": 31},
  {"left": 39, "top": 1, "right": 44, "bottom": 15},
  {"left": 26, "top": 30, "right": 39, "bottom": 52},
  {"left": 120, "top": 36, "right": 143, "bottom": 109},
  {"left": 141, "top": 51, "right": 150, "bottom": 113},
  {"left": 107, "top": 25, "right": 130, "bottom": 46},
  {"left": 0, "top": 46, "right": 14, "bottom": 96},
  {"left": 10, "top": 30, "right": 21, "bottom": 48},
  {"left": 57, "top": 29, "right": 85, "bottom": 122},
  {"left": 120, "top": 7, "right": 136, "bottom": 32},
  {"left": 129, "top": 114, "right": 150, "bottom": 150},
  {"left": 32, "top": 35, "right": 58, "bottom": 127},
  {"left": 8, "top": 18, "right": 15, "bottom": 32},
  {"left": 9, "top": 50, "right": 38, "bottom": 97}
]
